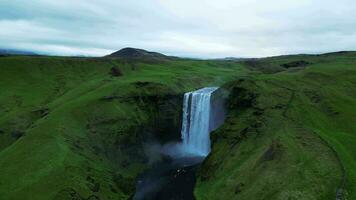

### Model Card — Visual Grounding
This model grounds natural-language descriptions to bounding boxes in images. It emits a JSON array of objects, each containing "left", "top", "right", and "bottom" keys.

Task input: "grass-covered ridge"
[
  {"left": 195, "top": 52, "right": 356, "bottom": 199},
  {"left": 0, "top": 52, "right": 355, "bottom": 200},
  {"left": 0, "top": 55, "right": 244, "bottom": 199}
]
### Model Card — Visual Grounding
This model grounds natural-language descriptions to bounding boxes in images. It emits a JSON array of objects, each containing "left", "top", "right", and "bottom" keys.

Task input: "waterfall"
[
  {"left": 161, "top": 87, "right": 225, "bottom": 158},
  {"left": 181, "top": 87, "right": 219, "bottom": 157},
  {"left": 134, "top": 87, "right": 226, "bottom": 199}
]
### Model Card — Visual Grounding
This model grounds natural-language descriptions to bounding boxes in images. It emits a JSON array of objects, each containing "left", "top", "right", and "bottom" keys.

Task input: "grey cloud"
[{"left": 0, "top": 0, "right": 355, "bottom": 57}]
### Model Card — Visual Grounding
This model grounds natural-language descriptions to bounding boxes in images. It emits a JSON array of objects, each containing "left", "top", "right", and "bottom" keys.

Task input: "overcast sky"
[{"left": 0, "top": 0, "right": 355, "bottom": 58}]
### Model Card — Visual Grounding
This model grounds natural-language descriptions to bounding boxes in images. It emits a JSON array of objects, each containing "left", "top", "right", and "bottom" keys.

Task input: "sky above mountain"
[{"left": 0, "top": 0, "right": 355, "bottom": 58}]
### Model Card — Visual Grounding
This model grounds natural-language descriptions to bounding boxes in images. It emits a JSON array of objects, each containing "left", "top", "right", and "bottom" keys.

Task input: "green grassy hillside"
[
  {"left": 0, "top": 56, "right": 243, "bottom": 199},
  {"left": 195, "top": 52, "right": 356, "bottom": 200},
  {"left": 0, "top": 52, "right": 355, "bottom": 200}
]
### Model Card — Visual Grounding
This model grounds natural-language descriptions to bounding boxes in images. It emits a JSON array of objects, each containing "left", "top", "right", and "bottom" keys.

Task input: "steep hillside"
[
  {"left": 0, "top": 52, "right": 355, "bottom": 200},
  {"left": 195, "top": 52, "right": 356, "bottom": 200},
  {"left": 0, "top": 55, "right": 243, "bottom": 199}
]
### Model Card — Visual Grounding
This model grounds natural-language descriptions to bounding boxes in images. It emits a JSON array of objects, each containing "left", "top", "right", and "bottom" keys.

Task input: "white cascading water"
[
  {"left": 161, "top": 86, "right": 225, "bottom": 158},
  {"left": 181, "top": 87, "right": 219, "bottom": 157}
]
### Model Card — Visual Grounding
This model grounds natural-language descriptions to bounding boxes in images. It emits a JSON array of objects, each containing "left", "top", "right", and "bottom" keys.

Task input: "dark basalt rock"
[
  {"left": 281, "top": 60, "right": 311, "bottom": 68},
  {"left": 253, "top": 108, "right": 264, "bottom": 116},
  {"left": 259, "top": 140, "right": 283, "bottom": 163},
  {"left": 54, "top": 188, "right": 101, "bottom": 200},
  {"left": 110, "top": 184, "right": 118, "bottom": 193},
  {"left": 32, "top": 108, "right": 49, "bottom": 118},
  {"left": 134, "top": 81, "right": 151, "bottom": 87},
  {"left": 90, "top": 183, "right": 100, "bottom": 193},
  {"left": 244, "top": 60, "right": 285, "bottom": 74},
  {"left": 86, "top": 195, "right": 100, "bottom": 200},
  {"left": 86, "top": 176, "right": 100, "bottom": 193},
  {"left": 113, "top": 174, "right": 136, "bottom": 195},
  {"left": 224, "top": 79, "right": 261, "bottom": 113},
  {"left": 273, "top": 104, "right": 286, "bottom": 109},
  {"left": 11, "top": 130, "right": 24, "bottom": 139},
  {"left": 53, "top": 188, "right": 82, "bottom": 200},
  {"left": 235, "top": 183, "right": 245, "bottom": 194},
  {"left": 110, "top": 66, "right": 123, "bottom": 77},
  {"left": 304, "top": 90, "right": 323, "bottom": 104},
  {"left": 228, "top": 86, "right": 256, "bottom": 110}
]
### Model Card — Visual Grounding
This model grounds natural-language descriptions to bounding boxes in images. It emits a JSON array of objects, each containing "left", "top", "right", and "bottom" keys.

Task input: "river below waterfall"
[
  {"left": 133, "top": 87, "right": 225, "bottom": 200},
  {"left": 133, "top": 156, "right": 204, "bottom": 200}
]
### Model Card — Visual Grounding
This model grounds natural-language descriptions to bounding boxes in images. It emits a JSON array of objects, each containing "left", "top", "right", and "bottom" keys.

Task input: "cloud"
[{"left": 0, "top": 0, "right": 355, "bottom": 57}]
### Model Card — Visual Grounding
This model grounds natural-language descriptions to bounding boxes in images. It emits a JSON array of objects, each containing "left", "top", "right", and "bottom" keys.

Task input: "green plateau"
[{"left": 0, "top": 50, "right": 355, "bottom": 200}]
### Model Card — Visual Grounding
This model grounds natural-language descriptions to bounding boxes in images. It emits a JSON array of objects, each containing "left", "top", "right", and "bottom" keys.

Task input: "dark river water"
[{"left": 133, "top": 156, "right": 204, "bottom": 200}]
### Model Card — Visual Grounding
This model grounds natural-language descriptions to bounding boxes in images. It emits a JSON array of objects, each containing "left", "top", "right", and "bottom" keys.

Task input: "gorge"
[
  {"left": 133, "top": 87, "right": 226, "bottom": 199},
  {"left": 1, "top": 51, "right": 354, "bottom": 199}
]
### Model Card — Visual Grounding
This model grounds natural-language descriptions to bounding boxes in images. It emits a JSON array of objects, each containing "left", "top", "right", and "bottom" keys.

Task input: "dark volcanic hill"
[
  {"left": 0, "top": 49, "right": 37, "bottom": 56},
  {"left": 106, "top": 47, "right": 174, "bottom": 61}
]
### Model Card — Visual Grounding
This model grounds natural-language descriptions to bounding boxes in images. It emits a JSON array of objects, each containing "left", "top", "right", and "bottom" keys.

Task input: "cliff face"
[
  {"left": 80, "top": 84, "right": 184, "bottom": 199},
  {"left": 209, "top": 88, "right": 229, "bottom": 132},
  {"left": 195, "top": 53, "right": 356, "bottom": 199},
  {"left": 0, "top": 55, "right": 241, "bottom": 200},
  {"left": 195, "top": 78, "right": 340, "bottom": 199}
]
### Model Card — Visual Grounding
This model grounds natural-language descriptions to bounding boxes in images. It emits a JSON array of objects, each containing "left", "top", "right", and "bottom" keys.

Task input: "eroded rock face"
[
  {"left": 210, "top": 88, "right": 228, "bottom": 132},
  {"left": 53, "top": 188, "right": 82, "bottom": 200},
  {"left": 281, "top": 60, "right": 311, "bottom": 68},
  {"left": 113, "top": 174, "right": 135, "bottom": 195},
  {"left": 81, "top": 84, "right": 185, "bottom": 198},
  {"left": 11, "top": 130, "right": 24, "bottom": 139},
  {"left": 128, "top": 93, "right": 183, "bottom": 143},
  {"left": 110, "top": 66, "right": 123, "bottom": 77},
  {"left": 226, "top": 79, "right": 257, "bottom": 110}
]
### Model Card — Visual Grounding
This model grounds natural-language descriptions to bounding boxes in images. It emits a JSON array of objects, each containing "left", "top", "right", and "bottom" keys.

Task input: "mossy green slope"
[
  {"left": 195, "top": 52, "right": 356, "bottom": 200},
  {"left": 0, "top": 56, "right": 244, "bottom": 199},
  {"left": 0, "top": 52, "right": 355, "bottom": 200}
]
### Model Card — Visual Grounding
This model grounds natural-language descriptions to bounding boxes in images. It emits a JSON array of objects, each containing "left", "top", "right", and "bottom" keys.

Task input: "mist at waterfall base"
[{"left": 134, "top": 87, "right": 226, "bottom": 200}]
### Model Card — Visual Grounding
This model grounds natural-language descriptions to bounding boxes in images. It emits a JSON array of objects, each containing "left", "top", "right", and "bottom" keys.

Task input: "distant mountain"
[
  {"left": 215, "top": 57, "right": 256, "bottom": 61},
  {"left": 106, "top": 47, "right": 176, "bottom": 61},
  {"left": 0, "top": 49, "right": 37, "bottom": 56}
]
